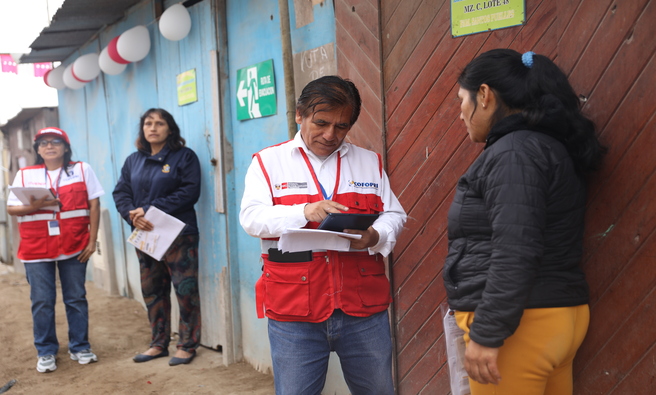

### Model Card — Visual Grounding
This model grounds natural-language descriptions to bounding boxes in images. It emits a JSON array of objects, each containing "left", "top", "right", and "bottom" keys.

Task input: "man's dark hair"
[
  {"left": 296, "top": 76, "right": 362, "bottom": 126},
  {"left": 136, "top": 108, "right": 186, "bottom": 152}
]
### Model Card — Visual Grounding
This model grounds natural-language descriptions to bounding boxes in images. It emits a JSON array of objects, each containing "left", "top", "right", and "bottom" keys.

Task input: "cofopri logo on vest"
[{"left": 348, "top": 180, "right": 378, "bottom": 190}]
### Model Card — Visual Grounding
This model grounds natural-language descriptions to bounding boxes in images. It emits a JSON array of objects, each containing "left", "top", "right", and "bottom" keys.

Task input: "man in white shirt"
[{"left": 240, "top": 76, "right": 406, "bottom": 395}]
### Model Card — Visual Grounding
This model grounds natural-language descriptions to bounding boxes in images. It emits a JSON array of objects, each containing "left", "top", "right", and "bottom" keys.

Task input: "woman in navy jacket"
[{"left": 113, "top": 108, "right": 201, "bottom": 366}]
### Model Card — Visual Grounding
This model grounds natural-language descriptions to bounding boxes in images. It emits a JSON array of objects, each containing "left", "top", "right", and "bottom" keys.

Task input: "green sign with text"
[
  {"left": 177, "top": 69, "right": 198, "bottom": 106},
  {"left": 451, "top": 0, "right": 525, "bottom": 37},
  {"left": 236, "top": 59, "right": 277, "bottom": 120}
]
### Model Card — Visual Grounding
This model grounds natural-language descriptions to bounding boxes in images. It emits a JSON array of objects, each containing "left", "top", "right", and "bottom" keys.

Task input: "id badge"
[{"left": 48, "top": 220, "right": 60, "bottom": 236}]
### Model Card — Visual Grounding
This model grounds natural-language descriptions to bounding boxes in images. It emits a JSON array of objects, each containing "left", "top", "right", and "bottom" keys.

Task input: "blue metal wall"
[{"left": 225, "top": 0, "right": 287, "bottom": 370}]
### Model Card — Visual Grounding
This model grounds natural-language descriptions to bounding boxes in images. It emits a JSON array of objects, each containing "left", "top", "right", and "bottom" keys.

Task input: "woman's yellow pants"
[{"left": 455, "top": 305, "right": 589, "bottom": 395}]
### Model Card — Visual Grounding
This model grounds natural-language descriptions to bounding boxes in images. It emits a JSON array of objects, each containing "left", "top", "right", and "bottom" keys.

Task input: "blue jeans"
[
  {"left": 24, "top": 257, "right": 90, "bottom": 356},
  {"left": 268, "top": 309, "right": 394, "bottom": 395}
]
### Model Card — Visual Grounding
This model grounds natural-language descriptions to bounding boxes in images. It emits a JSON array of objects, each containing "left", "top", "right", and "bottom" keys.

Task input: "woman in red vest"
[{"left": 7, "top": 127, "right": 104, "bottom": 373}]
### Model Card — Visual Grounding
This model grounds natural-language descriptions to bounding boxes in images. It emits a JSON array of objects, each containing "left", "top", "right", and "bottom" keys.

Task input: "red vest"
[
  {"left": 254, "top": 142, "right": 392, "bottom": 322},
  {"left": 16, "top": 163, "right": 90, "bottom": 261}
]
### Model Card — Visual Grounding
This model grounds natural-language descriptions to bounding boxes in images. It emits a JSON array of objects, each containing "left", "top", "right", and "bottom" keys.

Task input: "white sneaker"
[
  {"left": 37, "top": 355, "right": 57, "bottom": 373},
  {"left": 69, "top": 349, "right": 98, "bottom": 365}
]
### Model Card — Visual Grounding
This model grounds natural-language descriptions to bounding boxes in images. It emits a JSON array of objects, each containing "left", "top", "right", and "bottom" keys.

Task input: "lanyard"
[
  {"left": 45, "top": 166, "right": 64, "bottom": 198},
  {"left": 319, "top": 183, "right": 331, "bottom": 200},
  {"left": 298, "top": 148, "right": 341, "bottom": 200}
]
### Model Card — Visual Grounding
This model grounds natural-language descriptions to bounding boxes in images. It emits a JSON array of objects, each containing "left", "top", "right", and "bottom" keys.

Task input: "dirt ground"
[{"left": 0, "top": 264, "right": 274, "bottom": 395}]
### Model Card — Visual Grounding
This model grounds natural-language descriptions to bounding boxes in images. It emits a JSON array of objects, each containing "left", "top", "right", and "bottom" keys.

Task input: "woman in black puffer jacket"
[{"left": 444, "top": 49, "right": 606, "bottom": 395}]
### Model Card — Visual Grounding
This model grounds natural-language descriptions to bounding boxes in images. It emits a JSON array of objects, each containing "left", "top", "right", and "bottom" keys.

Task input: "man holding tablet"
[{"left": 240, "top": 75, "right": 406, "bottom": 395}]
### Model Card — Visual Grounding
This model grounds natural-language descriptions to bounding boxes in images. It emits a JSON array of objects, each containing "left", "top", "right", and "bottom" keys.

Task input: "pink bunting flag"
[
  {"left": 1, "top": 54, "right": 18, "bottom": 74},
  {"left": 33, "top": 62, "right": 53, "bottom": 77}
]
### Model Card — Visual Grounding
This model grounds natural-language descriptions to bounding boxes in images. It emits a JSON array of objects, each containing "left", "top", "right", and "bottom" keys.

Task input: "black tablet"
[{"left": 317, "top": 213, "right": 380, "bottom": 232}]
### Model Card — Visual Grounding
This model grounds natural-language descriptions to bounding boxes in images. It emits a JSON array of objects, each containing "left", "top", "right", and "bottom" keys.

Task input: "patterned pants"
[{"left": 135, "top": 234, "right": 201, "bottom": 352}]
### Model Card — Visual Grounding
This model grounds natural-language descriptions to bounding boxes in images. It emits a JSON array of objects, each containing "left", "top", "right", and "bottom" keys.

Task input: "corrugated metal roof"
[{"left": 20, "top": 0, "right": 144, "bottom": 64}]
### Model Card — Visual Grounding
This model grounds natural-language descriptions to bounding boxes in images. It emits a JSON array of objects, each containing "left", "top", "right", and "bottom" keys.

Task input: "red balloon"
[
  {"left": 71, "top": 68, "right": 86, "bottom": 82},
  {"left": 43, "top": 69, "right": 52, "bottom": 86},
  {"left": 107, "top": 36, "right": 130, "bottom": 64}
]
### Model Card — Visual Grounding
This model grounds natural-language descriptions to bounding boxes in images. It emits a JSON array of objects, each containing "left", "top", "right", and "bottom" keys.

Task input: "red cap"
[{"left": 34, "top": 127, "right": 70, "bottom": 145}]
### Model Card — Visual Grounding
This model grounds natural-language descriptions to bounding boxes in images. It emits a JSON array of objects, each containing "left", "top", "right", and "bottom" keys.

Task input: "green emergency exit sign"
[{"left": 236, "top": 59, "right": 277, "bottom": 120}]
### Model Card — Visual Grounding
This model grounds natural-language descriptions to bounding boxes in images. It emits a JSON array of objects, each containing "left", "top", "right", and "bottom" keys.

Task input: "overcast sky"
[{"left": 0, "top": 0, "right": 65, "bottom": 125}]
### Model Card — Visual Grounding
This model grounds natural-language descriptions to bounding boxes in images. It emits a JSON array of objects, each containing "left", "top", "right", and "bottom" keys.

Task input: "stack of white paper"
[
  {"left": 127, "top": 206, "right": 186, "bottom": 261},
  {"left": 278, "top": 228, "right": 362, "bottom": 253},
  {"left": 9, "top": 186, "right": 59, "bottom": 211}
]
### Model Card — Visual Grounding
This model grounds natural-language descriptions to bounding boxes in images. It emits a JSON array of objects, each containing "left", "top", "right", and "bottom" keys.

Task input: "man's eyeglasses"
[{"left": 38, "top": 139, "right": 65, "bottom": 147}]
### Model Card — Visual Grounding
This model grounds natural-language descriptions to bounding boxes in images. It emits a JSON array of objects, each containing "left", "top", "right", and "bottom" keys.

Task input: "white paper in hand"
[
  {"left": 126, "top": 206, "right": 186, "bottom": 261},
  {"left": 278, "top": 228, "right": 361, "bottom": 253},
  {"left": 9, "top": 186, "right": 60, "bottom": 211}
]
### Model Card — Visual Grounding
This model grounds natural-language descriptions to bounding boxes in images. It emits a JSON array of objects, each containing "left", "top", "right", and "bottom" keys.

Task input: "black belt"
[{"left": 267, "top": 248, "right": 313, "bottom": 263}]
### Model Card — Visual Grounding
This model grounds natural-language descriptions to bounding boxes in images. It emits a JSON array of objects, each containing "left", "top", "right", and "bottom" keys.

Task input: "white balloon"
[
  {"left": 117, "top": 25, "right": 151, "bottom": 62},
  {"left": 45, "top": 65, "right": 66, "bottom": 89},
  {"left": 99, "top": 46, "right": 127, "bottom": 75},
  {"left": 73, "top": 53, "right": 100, "bottom": 82},
  {"left": 159, "top": 4, "right": 192, "bottom": 41},
  {"left": 63, "top": 63, "right": 86, "bottom": 90}
]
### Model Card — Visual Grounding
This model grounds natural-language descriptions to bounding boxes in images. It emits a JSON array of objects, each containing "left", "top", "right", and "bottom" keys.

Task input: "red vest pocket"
[
  {"left": 334, "top": 192, "right": 383, "bottom": 214},
  {"left": 60, "top": 217, "right": 90, "bottom": 255},
  {"left": 17, "top": 221, "right": 49, "bottom": 259},
  {"left": 59, "top": 182, "right": 89, "bottom": 210},
  {"left": 340, "top": 253, "right": 392, "bottom": 311},
  {"left": 356, "top": 258, "right": 392, "bottom": 307},
  {"left": 262, "top": 262, "right": 311, "bottom": 317}
]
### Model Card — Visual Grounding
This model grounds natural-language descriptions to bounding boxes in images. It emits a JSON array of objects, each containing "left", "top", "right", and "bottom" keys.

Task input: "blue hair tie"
[{"left": 522, "top": 51, "right": 535, "bottom": 68}]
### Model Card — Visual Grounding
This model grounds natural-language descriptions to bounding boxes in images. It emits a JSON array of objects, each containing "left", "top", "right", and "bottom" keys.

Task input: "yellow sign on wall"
[
  {"left": 177, "top": 69, "right": 198, "bottom": 106},
  {"left": 451, "top": 0, "right": 525, "bottom": 37}
]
